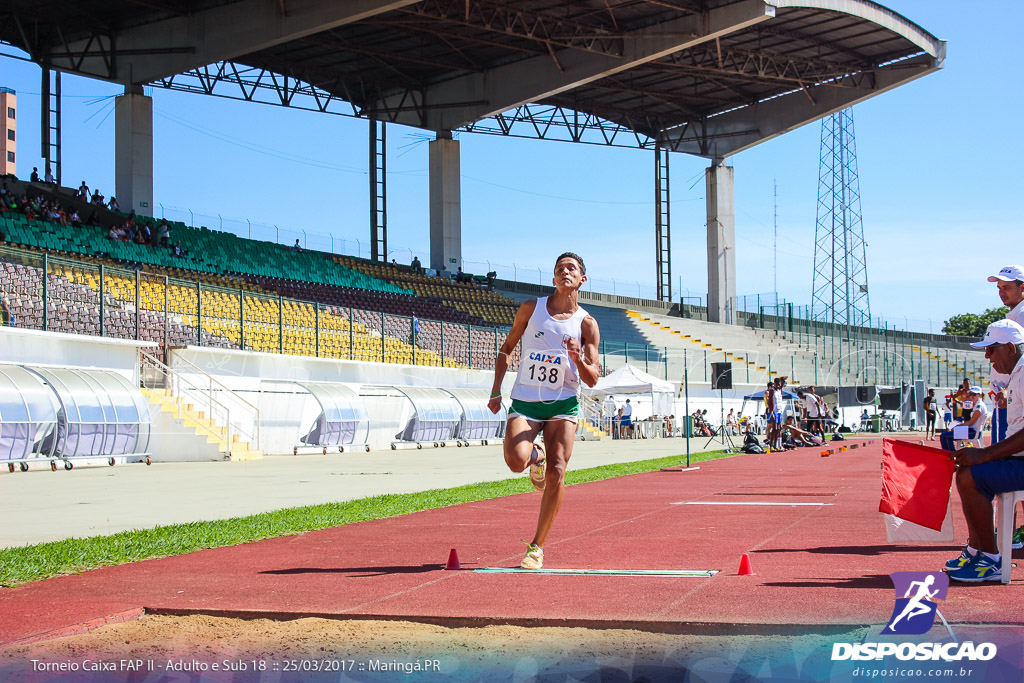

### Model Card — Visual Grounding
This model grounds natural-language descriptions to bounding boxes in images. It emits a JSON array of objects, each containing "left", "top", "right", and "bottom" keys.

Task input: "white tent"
[{"left": 589, "top": 364, "right": 675, "bottom": 415}]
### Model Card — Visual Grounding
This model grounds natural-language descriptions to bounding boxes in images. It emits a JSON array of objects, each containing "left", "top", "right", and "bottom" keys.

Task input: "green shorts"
[{"left": 509, "top": 397, "right": 579, "bottom": 423}]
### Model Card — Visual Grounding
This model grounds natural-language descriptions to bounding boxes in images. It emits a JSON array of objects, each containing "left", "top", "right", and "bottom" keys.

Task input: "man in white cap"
[
  {"left": 987, "top": 265, "right": 1024, "bottom": 444},
  {"left": 986, "top": 265, "right": 1024, "bottom": 548},
  {"left": 944, "top": 319, "right": 1024, "bottom": 582}
]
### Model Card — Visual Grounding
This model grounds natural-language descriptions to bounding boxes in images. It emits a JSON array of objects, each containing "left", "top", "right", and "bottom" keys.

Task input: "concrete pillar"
[
  {"left": 428, "top": 131, "right": 461, "bottom": 273},
  {"left": 115, "top": 86, "right": 153, "bottom": 217},
  {"left": 706, "top": 160, "right": 735, "bottom": 324}
]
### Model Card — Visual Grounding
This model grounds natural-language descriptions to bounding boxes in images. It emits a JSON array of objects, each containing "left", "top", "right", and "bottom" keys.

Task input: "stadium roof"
[{"left": 0, "top": 0, "right": 944, "bottom": 157}]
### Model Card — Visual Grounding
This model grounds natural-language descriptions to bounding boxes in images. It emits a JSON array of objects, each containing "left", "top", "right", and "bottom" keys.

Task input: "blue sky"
[{"left": 0, "top": 1, "right": 1019, "bottom": 333}]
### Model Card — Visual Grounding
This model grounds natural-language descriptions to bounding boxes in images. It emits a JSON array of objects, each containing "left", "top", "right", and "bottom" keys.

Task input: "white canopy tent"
[{"left": 588, "top": 364, "right": 675, "bottom": 416}]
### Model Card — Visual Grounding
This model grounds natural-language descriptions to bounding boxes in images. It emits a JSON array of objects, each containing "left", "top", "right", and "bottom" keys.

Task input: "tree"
[{"left": 942, "top": 306, "right": 1009, "bottom": 336}]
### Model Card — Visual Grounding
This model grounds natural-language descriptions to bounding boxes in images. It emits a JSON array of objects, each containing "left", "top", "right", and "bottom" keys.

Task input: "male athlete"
[{"left": 488, "top": 253, "right": 600, "bottom": 570}]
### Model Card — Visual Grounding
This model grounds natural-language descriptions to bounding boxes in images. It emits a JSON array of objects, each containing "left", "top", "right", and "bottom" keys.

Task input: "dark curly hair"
[{"left": 554, "top": 252, "right": 585, "bottom": 275}]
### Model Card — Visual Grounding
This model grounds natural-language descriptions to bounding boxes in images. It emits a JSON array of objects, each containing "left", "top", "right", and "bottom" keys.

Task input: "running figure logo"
[{"left": 882, "top": 572, "right": 949, "bottom": 635}]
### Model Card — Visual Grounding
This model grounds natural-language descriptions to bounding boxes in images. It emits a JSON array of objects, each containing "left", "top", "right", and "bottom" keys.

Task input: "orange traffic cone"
[
  {"left": 737, "top": 553, "right": 754, "bottom": 576},
  {"left": 445, "top": 548, "right": 461, "bottom": 570}
]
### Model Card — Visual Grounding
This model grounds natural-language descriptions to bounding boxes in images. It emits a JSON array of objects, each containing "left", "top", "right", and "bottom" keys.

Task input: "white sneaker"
[{"left": 521, "top": 543, "right": 543, "bottom": 569}]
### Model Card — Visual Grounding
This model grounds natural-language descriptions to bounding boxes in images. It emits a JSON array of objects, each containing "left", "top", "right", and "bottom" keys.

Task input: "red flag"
[{"left": 878, "top": 439, "right": 955, "bottom": 531}]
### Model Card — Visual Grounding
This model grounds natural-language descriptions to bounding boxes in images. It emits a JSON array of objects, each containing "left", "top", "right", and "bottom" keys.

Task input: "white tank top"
[{"left": 510, "top": 297, "right": 588, "bottom": 403}]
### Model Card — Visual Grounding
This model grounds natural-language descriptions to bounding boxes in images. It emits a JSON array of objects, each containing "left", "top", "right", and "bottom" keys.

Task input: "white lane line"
[{"left": 671, "top": 502, "right": 833, "bottom": 506}]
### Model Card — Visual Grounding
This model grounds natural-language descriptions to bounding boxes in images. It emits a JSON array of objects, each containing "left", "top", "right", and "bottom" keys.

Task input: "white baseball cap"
[
  {"left": 971, "top": 319, "right": 1024, "bottom": 348},
  {"left": 969, "top": 386, "right": 983, "bottom": 394},
  {"left": 987, "top": 265, "right": 1024, "bottom": 282}
]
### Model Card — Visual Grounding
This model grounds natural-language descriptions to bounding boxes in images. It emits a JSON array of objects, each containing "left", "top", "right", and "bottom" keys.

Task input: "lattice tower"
[{"left": 811, "top": 108, "right": 871, "bottom": 329}]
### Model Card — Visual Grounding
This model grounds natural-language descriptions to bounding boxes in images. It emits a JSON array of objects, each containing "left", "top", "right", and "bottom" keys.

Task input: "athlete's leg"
[
  {"left": 530, "top": 418, "right": 576, "bottom": 549},
  {"left": 504, "top": 416, "right": 543, "bottom": 473}
]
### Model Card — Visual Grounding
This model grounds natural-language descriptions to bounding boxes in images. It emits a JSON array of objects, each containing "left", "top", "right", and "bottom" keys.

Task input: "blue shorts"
[
  {"left": 970, "top": 458, "right": 1024, "bottom": 501},
  {"left": 991, "top": 408, "right": 1008, "bottom": 444},
  {"left": 767, "top": 412, "right": 782, "bottom": 424},
  {"left": 621, "top": 416, "right": 632, "bottom": 427}
]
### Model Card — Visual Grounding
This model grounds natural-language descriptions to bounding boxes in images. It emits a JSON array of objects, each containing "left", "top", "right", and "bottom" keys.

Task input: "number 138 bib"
[{"left": 521, "top": 349, "right": 568, "bottom": 389}]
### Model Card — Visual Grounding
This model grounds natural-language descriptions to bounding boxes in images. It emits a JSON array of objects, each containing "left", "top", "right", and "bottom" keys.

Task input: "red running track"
[{"left": 2, "top": 437, "right": 1022, "bottom": 647}]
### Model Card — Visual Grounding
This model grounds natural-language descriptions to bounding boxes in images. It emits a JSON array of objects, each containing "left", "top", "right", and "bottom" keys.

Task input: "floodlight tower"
[{"left": 811, "top": 108, "right": 871, "bottom": 343}]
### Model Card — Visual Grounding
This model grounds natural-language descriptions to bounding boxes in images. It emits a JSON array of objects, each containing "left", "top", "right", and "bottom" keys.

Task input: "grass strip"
[{"left": 0, "top": 449, "right": 730, "bottom": 587}]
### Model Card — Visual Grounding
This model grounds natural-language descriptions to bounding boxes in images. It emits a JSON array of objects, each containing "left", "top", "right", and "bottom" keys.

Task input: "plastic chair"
[{"left": 997, "top": 490, "right": 1024, "bottom": 584}]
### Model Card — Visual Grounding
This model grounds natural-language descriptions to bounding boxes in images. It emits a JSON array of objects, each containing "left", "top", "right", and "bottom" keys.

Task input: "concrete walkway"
[{"left": 0, "top": 437, "right": 720, "bottom": 548}]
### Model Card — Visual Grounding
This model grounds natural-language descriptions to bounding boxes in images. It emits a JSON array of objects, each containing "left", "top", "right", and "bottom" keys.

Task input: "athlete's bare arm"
[
  {"left": 567, "top": 314, "right": 601, "bottom": 388},
  {"left": 488, "top": 300, "right": 537, "bottom": 414}
]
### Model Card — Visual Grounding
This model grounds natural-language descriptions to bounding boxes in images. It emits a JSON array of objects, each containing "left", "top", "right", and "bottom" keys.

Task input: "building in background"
[{"left": 0, "top": 87, "right": 15, "bottom": 176}]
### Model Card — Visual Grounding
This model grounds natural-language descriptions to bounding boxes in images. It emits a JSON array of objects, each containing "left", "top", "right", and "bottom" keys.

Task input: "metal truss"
[
  {"left": 811, "top": 108, "right": 871, "bottom": 331},
  {"left": 396, "top": 0, "right": 629, "bottom": 58},
  {"left": 0, "top": 11, "right": 192, "bottom": 81},
  {"left": 150, "top": 63, "right": 669, "bottom": 149},
  {"left": 648, "top": 44, "right": 874, "bottom": 99}
]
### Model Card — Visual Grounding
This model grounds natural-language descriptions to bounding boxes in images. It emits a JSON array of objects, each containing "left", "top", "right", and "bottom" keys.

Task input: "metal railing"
[
  {"left": 139, "top": 350, "right": 239, "bottom": 456},
  {"left": 0, "top": 244, "right": 989, "bottom": 389},
  {"left": 170, "top": 354, "right": 261, "bottom": 453}
]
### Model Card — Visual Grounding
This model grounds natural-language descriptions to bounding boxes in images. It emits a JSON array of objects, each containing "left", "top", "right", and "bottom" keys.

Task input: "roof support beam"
[
  {"left": 661, "top": 53, "right": 941, "bottom": 158},
  {"left": 53, "top": 0, "right": 422, "bottom": 84},
  {"left": 375, "top": 0, "right": 776, "bottom": 130}
]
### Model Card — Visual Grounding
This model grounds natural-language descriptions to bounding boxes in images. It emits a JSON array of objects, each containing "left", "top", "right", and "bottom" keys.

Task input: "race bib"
[{"left": 520, "top": 349, "right": 568, "bottom": 389}]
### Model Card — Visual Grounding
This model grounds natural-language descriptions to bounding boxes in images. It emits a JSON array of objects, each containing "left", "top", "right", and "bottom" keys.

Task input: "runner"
[{"left": 488, "top": 252, "right": 600, "bottom": 570}]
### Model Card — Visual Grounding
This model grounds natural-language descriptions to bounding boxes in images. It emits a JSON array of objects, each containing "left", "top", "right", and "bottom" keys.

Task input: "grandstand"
[{"left": 2, "top": 174, "right": 989, "bottom": 394}]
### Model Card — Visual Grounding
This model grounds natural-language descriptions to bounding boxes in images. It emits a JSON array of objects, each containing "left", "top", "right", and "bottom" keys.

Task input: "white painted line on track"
[{"left": 671, "top": 501, "right": 833, "bottom": 506}]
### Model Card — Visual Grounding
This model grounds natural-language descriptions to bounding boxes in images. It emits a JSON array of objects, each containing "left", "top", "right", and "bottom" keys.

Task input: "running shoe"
[
  {"left": 948, "top": 552, "right": 1001, "bottom": 583},
  {"left": 521, "top": 542, "right": 544, "bottom": 570},
  {"left": 1013, "top": 526, "right": 1024, "bottom": 551},
  {"left": 943, "top": 548, "right": 973, "bottom": 572},
  {"left": 529, "top": 444, "right": 546, "bottom": 492}
]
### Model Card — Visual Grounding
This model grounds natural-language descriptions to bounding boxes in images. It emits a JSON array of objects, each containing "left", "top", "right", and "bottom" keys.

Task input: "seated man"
[
  {"left": 944, "top": 320, "right": 1024, "bottom": 582},
  {"left": 939, "top": 386, "right": 987, "bottom": 452},
  {"left": 782, "top": 416, "right": 822, "bottom": 447}
]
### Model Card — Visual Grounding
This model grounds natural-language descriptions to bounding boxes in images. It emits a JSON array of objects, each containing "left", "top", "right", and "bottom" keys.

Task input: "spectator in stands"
[
  {"left": 487, "top": 270, "right": 497, "bottom": 290},
  {"left": 136, "top": 222, "right": 152, "bottom": 245},
  {"left": 91, "top": 189, "right": 104, "bottom": 206},
  {"left": 77, "top": 181, "right": 90, "bottom": 199},
  {"left": 172, "top": 241, "right": 186, "bottom": 258},
  {"left": 44, "top": 165, "right": 54, "bottom": 184},
  {"left": 69, "top": 209, "right": 81, "bottom": 227},
  {"left": 30, "top": 167, "right": 39, "bottom": 182},
  {"left": 411, "top": 255, "right": 422, "bottom": 274},
  {"left": 158, "top": 220, "right": 171, "bottom": 247},
  {"left": 107, "top": 196, "right": 120, "bottom": 212},
  {"left": 456, "top": 267, "right": 466, "bottom": 283},
  {"left": 437, "top": 264, "right": 448, "bottom": 279},
  {"left": 291, "top": 238, "right": 302, "bottom": 252},
  {"left": 0, "top": 296, "right": 15, "bottom": 327}
]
